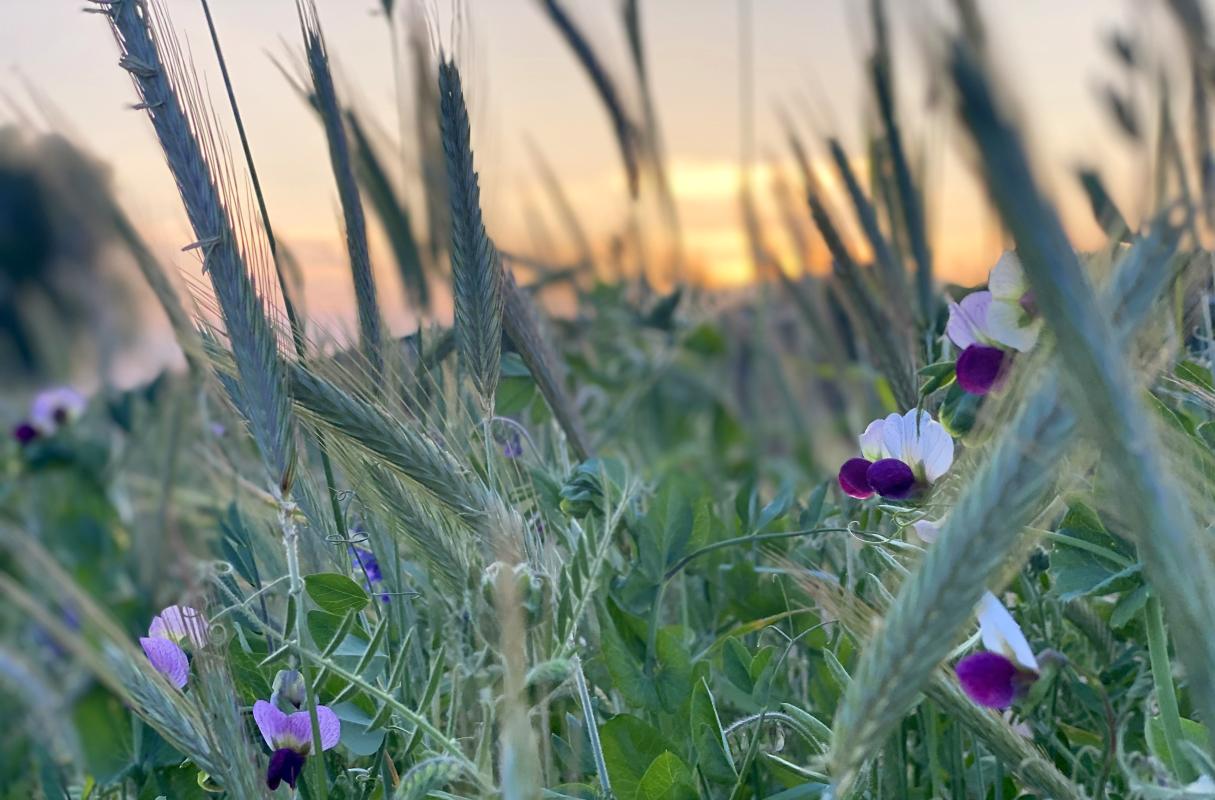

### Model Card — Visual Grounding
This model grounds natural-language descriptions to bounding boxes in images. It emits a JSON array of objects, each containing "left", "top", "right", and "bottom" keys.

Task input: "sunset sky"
[{"left": 0, "top": 0, "right": 1192, "bottom": 336}]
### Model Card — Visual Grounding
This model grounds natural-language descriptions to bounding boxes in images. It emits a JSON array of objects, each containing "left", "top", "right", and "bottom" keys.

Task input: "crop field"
[{"left": 4, "top": 1, "right": 1215, "bottom": 798}]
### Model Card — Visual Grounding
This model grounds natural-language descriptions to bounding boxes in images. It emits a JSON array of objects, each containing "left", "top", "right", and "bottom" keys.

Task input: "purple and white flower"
[
  {"left": 29, "top": 387, "right": 86, "bottom": 434},
  {"left": 955, "top": 592, "right": 1039, "bottom": 709},
  {"left": 139, "top": 605, "right": 208, "bottom": 689},
  {"left": 253, "top": 698, "right": 341, "bottom": 791},
  {"left": 945, "top": 253, "right": 1041, "bottom": 395},
  {"left": 838, "top": 410, "right": 954, "bottom": 500}
]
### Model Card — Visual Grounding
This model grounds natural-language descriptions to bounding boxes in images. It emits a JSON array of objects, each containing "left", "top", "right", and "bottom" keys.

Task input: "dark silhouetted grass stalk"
[{"left": 438, "top": 57, "right": 504, "bottom": 415}]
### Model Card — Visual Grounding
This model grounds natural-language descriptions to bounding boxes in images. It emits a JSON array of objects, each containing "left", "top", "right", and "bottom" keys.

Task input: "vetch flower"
[
  {"left": 349, "top": 544, "right": 389, "bottom": 603},
  {"left": 29, "top": 387, "right": 86, "bottom": 434},
  {"left": 253, "top": 699, "right": 341, "bottom": 791},
  {"left": 837, "top": 411, "right": 954, "bottom": 500},
  {"left": 955, "top": 592, "right": 1039, "bottom": 709},
  {"left": 503, "top": 431, "right": 523, "bottom": 459},
  {"left": 139, "top": 605, "right": 208, "bottom": 689},
  {"left": 946, "top": 292, "right": 1008, "bottom": 395},
  {"left": 945, "top": 253, "right": 1041, "bottom": 395}
]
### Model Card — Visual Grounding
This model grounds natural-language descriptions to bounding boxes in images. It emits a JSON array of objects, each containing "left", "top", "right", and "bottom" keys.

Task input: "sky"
[{"left": 0, "top": 0, "right": 1194, "bottom": 339}]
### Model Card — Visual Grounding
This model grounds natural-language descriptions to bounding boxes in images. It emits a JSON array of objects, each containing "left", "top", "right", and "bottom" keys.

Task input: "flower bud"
[{"left": 271, "top": 669, "right": 306, "bottom": 711}]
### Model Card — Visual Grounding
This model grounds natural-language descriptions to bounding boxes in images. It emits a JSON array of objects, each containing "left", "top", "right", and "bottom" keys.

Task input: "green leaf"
[
  {"left": 749, "top": 645, "right": 777, "bottom": 700},
  {"left": 722, "top": 638, "right": 754, "bottom": 694},
  {"left": 1176, "top": 359, "right": 1215, "bottom": 393},
  {"left": 1111, "top": 583, "right": 1151, "bottom": 629},
  {"left": 1148, "top": 391, "right": 1196, "bottom": 436},
  {"left": 653, "top": 626, "right": 695, "bottom": 712},
  {"left": 228, "top": 639, "right": 272, "bottom": 704},
  {"left": 691, "top": 678, "right": 737, "bottom": 784},
  {"left": 800, "top": 482, "right": 828, "bottom": 528},
  {"left": 1146, "top": 715, "right": 1211, "bottom": 777},
  {"left": 601, "top": 606, "right": 658, "bottom": 710},
  {"left": 599, "top": 715, "right": 673, "bottom": 800},
  {"left": 495, "top": 376, "right": 536, "bottom": 415},
  {"left": 637, "top": 752, "right": 697, "bottom": 800},
  {"left": 331, "top": 701, "right": 386, "bottom": 756},
  {"left": 763, "top": 783, "right": 829, "bottom": 800},
  {"left": 639, "top": 480, "right": 697, "bottom": 580},
  {"left": 307, "top": 610, "right": 345, "bottom": 652},
  {"left": 752, "top": 483, "right": 793, "bottom": 534},
  {"left": 501, "top": 352, "right": 531, "bottom": 377},
  {"left": 304, "top": 573, "right": 370, "bottom": 615},
  {"left": 918, "top": 359, "right": 957, "bottom": 395},
  {"left": 1050, "top": 504, "right": 1140, "bottom": 602}
]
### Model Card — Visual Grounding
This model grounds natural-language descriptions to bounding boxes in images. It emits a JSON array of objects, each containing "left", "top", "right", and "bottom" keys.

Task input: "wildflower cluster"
[
  {"left": 138, "top": 602, "right": 340, "bottom": 787},
  {"left": 837, "top": 252, "right": 1053, "bottom": 710}
]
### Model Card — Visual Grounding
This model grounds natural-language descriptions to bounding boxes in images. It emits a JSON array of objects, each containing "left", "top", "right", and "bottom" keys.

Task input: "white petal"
[
  {"left": 1184, "top": 775, "right": 1215, "bottom": 796},
  {"left": 976, "top": 592, "right": 1038, "bottom": 671},
  {"left": 880, "top": 411, "right": 914, "bottom": 464},
  {"left": 986, "top": 302, "right": 1041, "bottom": 353},
  {"left": 858, "top": 418, "right": 888, "bottom": 460},
  {"left": 911, "top": 518, "right": 942, "bottom": 543},
  {"left": 946, "top": 292, "right": 992, "bottom": 349},
  {"left": 916, "top": 418, "right": 955, "bottom": 482},
  {"left": 988, "top": 251, "right": 1026, "bottom": 300}
]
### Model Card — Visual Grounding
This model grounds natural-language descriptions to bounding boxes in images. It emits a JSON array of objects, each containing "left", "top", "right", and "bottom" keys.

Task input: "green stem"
[
  {"left": 662, "top": 527, "right": 852, "bottom": 582},
  {"left": 1145, "top": 594, "right": 1194, "bottom": 782},
  {"left": 573, "top": 656, "right": 611, "bottom": 797},
  {"left": 279, "top": 499, "right": 330, "bottom": 799}
]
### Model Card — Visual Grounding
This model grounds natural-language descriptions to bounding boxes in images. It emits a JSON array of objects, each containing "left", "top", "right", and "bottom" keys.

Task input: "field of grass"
[{"left": 6, "top": 1, "right": 1215, "bottom": 798}]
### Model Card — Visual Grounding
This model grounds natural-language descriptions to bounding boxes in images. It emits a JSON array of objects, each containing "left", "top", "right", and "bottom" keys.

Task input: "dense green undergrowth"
[{"left": 6, "top": 1, "right": 1215, "bottom": 799}]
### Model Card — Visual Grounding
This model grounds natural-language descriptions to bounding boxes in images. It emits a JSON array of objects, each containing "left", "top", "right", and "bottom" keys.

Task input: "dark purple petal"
[
  {"left": 838, "top": 458, "right": 874, "bottom": 499},
  {"left": 12, "top": 422, "right": 38, "bottom": 446},
  {"left": 266, "top": 748, "right": 307, "bottom": 791},
  {"left": 867, "top": 458, "right": 916, "bottom": 499},
  {"left": 956, "top": 345, "right": 1006, "bottom": 395},
  {"left": 503, "top": 432, "right": 523, "bottom": 459},
  {"left": 140, "top": 637, "right": 189, "bottom": 689},
  {"left": 349, "top": 545, "right": 383, "bottom": 584},
  {"left": 956, "top": 651, "right": 1018, "bottom": 708}
]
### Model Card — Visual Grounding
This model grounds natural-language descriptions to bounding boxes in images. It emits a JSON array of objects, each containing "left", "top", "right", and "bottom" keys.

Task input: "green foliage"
[
  {"left": 9, "top": 3, "right": 1215, "bottom": 800},
  {"left": 304, "top": 573, "right": 371, "bottom": 615}
]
